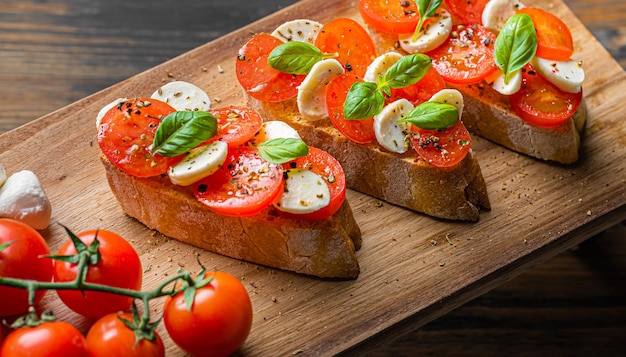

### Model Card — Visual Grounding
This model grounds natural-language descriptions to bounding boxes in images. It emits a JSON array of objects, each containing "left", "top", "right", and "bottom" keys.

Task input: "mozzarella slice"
[
  {"left": 271, "top": 19, "right": 323, "bottom": 44},
  {"left": 296, "top": 59, "right": 345, "bottom": 120},
  {"left": 398, "top": 9, "right": 453, "bottom": 54},
  {"left": 0, "top": 164, "right": 6, "bottom": 188},
  {"left": 429, "top": 89, "right": 464, "bottom": 121},
  {"left": 492, "top": 69, "right": 522, "bottom": 95},
  {"left": 168, "top": 141, "right": 228, "bottom": 186},
  {"left": 531, "top": 56, "right": 585, "bottom": 93},
  {"left": 251, "top": 121, "right": 301, "bottom": 146},
  {"left": 373, "top": 98, "right": 413, "bottom": 154},
  {"left": 0, "top": 170, "right": 52, "bottom": 230},
  {"left": 274, "top": 168, "right": 330, "bottom": 214},
  {"left": 363, "top": 52, "right": 403, "bottom": 83},
  {"left": 482, "top": 0, "right": 526, "bottom": 32},
  {"left": 151, "top": 81, "right": 211, "bottom": 112},
  {"left": 96, "top": 98, "right": 127, "bottom": 128}
]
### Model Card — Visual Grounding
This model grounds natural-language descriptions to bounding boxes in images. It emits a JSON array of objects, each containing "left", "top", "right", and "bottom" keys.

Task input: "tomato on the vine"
[
  {"left": 53, "top": 229, "right": 143, "bottom": 319},
  {"left": 518, "top": 7, "right": 574, "bottom": 61},
  {"left": 358, "top": 0, "right": 420, "bottom": 34},
  {"left": 0, "top": 321, "right": 88, "bottom": 357},
  {"left": 163, "top": 271, "right": 253, "bottom": 357},
  {"left": 86, "top": 312, "right": 165, "bottom": 357},
  {"left": 0, "top": 218, "right": 52, "bottom": 317},
  {"left": 208, "top": 106, "right": 263, "bottom": 148},
  {"left": 410, "top": 120, "right": 472, "bottom": 167}
]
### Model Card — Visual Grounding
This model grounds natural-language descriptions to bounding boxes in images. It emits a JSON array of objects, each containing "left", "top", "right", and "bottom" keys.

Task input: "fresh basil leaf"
[
  {"left": 413, "top": 0, "right": 444, "bottom": 41},
  {"left": 153, "top": 111, "right": 217, "bottom": 157},
  {"left": 268, "top": 42, "right": 325, "bottom": 74},
  {"left": 495, "top": 13, "right": 537, "bottom": 83},
  {"left": 343, "top": 82, "right": 385, "bottom": 120},
  {"left": 399, "top": 101, "right": 459, "bottom": 130},
  {"left": 384, "top": 54, "right": 432, "bottom": 89},
  {"left": 257, "top": 137, "right": 309, "bottom": 164}
]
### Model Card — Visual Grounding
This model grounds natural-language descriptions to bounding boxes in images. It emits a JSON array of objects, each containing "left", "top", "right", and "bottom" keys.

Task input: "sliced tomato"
[
  {"left": 325, "top": 73, "right": 376, "bottom": 144},
  {"left": 388, "top": 66, "right": 446, "bottom": 105},
  {"left": 427, "top": 24, "right": 497, "bottom": 85},
  {"left": 194, "top": 146, "right": 284, "bottom": 216},
  {"left": 444, "top": 0, "right": 490, "bottom": 25},
  {"left": 314, "top": 17, "right": 377, "bottom": 79},
  {"left": 98, "top": 98, "right": 182, "bottom": 177},
  {"left": 410, "top": 120, "right": 472, "bottom": 167},
  {"left": 279, "top": 147, "right": 346, "bottom": 221},
  {"left": 358, "top": 0, "right": 420, "bottom": 34},
  {"left": 509, "top": 66, "right": 582, "bottom": 128},
  {"left": 208, "top": 106, "right": 263, "bottom": 148},
  {"left": 518, "top": 7, "right": 574, "bottom": 61},
  {"left": 235, "top": 33, "right": 305, "bottom": 102}
]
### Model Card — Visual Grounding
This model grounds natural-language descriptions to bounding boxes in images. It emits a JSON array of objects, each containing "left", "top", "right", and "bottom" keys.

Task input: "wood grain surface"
[{"left": 0, "top": 0, "right": 625, "bottom": 356}]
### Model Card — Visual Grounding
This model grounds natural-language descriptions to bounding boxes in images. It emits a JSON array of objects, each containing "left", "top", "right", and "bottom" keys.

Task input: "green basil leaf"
[
  {"left": 399, "top": 101, "right": 459, "bottom": 130},
  {"left": 495, "top": 13, "right": 537, "bottom": 83},
  {"left": 153, "top": 111, "right": 217, "bottom": 157},
  {"left": 413, "top": 0, "right": 444, "bottom": 41},
  {"left": 257, "top": 138, "right": 309, "bottom": 164},
  {"left": 384, "top": 54, "right": 432, "bottom": 88},
  {"left": 268, "top": 42, "right": 325, "bottom": 74},
  {"left": 343, "top": 82, "right": 385, "bottom": 120}
]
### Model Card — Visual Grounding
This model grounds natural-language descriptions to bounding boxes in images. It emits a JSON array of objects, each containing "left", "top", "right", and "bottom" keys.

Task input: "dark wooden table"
[{"left": 1, "top": 1, "right": 624, "bottom": 355}]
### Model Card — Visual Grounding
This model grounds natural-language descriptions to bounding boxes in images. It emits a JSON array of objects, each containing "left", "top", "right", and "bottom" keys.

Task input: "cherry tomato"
[
  {"left": 208, "top": 106, "right": 263, "bottom": 148},
  {"left": 0, "top": 321, "right": 88, "bottom": 357},
  {"left": 235, "top": 33, "right": 305, "bottom": 102},
  {"left": 444, "top": 0, "right": 490, "bottom": 25},
  {"left": 98, "top": 98, "right": 182, "bottom": 178},
  {"left": 0, "top": 218, "right": 52, "bottom": 317},
  {"left": 410, "top": 120, "right": 472, "bottom": 167},
  {"left": 388, "top": 66, "right": 446, "bottom": 105},
  {"left": 358, "top": 0, "right": 420, "bottom": 34},
  {"left": 518, "top": 7, "right": 574, "bottom": 61},
  {"left": 509, "top": 66, "right": 582, "bottom": 128},
  {"left": 314, "top": 17, "right": 377, "bottom": 79},
  {"left": 279, "top": 146, "right": 346, "bottom": 221},
  {"left": 85, "top": 312, "right": 165, "bottom": 357},
  {"left": 427, "top": 23, "right": 497, "bottom": 84},
  {"left": 325, "top": 73, "right": 376, "bottom": 144},
  {"left": 53, "top": 230, "right": 143, "bottom": 319},
  {"left": 163, "top": 271, "right": 253, "bottom": 357},
  {"left": 194, "top": 146, "right": 284, "bottom": 216}
]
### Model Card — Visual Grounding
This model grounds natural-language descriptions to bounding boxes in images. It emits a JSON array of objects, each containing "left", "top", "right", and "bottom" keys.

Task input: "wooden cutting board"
[{"left": 1, "top": 0, "right": 624, "bottom": 355}]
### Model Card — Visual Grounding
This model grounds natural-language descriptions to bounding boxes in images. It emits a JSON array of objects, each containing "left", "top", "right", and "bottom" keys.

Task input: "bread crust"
[
  {"left": 100, "top": 155, "right": 362, "bottom": 279},
  {"left": 247, "top": 96, "right": 491, "bottom": 222}
]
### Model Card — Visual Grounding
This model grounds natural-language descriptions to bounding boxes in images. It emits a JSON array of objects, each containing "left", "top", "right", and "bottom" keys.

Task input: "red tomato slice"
[
  {"left": 427, "top": 24, "right": 497, "bottom": 85},
  {"left": 388, "top": 66, "right": 446, "bottom": 105},
  {"left": 518, "top": 7, "right": 574, "bottom": 61},
  {"left": 279, "top": 147, "right": 346, "bottom": 221},
  {"left": 314, "top": 17, "right": 377, "bottom": 79},
  {"left": 509, "top": 66, "right": 582, "bottom": 128},
  {"left": 358, "top": 0, "right": 420, "bottom": 34},
  {"left": 194, "top": 146, "right": 284, "bottom": 216},
  {"left": 208, "top": 106, "right": 263, "bottom": 148},
  {"left": 235, "top": 33, "right": 305, "bottom": 102},
  {"left": 410, "top": 120, "right": 472, "bottom": 167},
  {"left": 98, "top": 98, "right": 182, "bottom": 178},
  {"left": 444, "top": 0, "right": 490, "bottom": 25},
  {"left": 325, "top": 73, "right": 376, "bottom": 144}
]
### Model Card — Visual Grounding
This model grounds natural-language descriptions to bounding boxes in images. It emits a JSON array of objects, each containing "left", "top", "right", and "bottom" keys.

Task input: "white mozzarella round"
[
  {"left": 373, "top": 98, "right": 413, "bottom": 154},
  {"left": 274, "top": 168, "right": 330, "bottom": 214},
  {"left": 168, "top": 141, "right": 228, "bottom": 186},
  {"left": 96, "top": 98, "right": 127, "bottom": 128},
  {"left": 271, "top": 19, "right": 323, "bottom": 44},
  {"left": 482, "top": 0, "right": 526, "bottom": 32},
  {"left": 0, "top": 170, "right": 52, "bottom": 230},
  {"left": 429, "top": 89, "right": 464, "bottom": 121},
  {"left": 296, "top": 58, "right": 345, "bottom": 120},
  {"left": 151, "top": 81, "right": 211, "bottom": 112},
  {"left": 492, "top": 69, "right": 523, "bottom": 95},
  {"left": 363, "top": 52, "right": 403, "bottom": 83},
  {"left": 252, "top": 121, "right": 301, "bottom": 145},
  {"left": 398, "top": 9, "right": 453, "bottom": 54},
  {"left": 531, "top": 56, "right": 585, "bottom": 93}
]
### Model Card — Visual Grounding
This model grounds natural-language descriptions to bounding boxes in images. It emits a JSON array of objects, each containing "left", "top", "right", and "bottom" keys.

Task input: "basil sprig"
[
  {"left": 268, "top": 42, "right": 336, "bottom": 75},
  {"left": 398, "top": 101, "right": 459, "bottom": 130},
  {"left": 412, "top": 0, "right": 443, "bottom": 42},
  {"left": 344, "top": 54, "right": 432, "bottom": 120},
  {"left": 494, "top": 13, "right": 537, "bottom": 84},
  {"left": 257, "top": 137, "right": 309, "bottom": 164},
  {"left": 152, "top": 111, "right": 217, "bottom": 157}
]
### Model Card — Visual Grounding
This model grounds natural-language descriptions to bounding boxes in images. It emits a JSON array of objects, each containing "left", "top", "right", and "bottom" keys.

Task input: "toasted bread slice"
[
  {"left": 247, "top": 96, "right": 491, "bottom": 222},
  {"left": 100, "top": 155, "right": 362, "bottom": 279}
]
